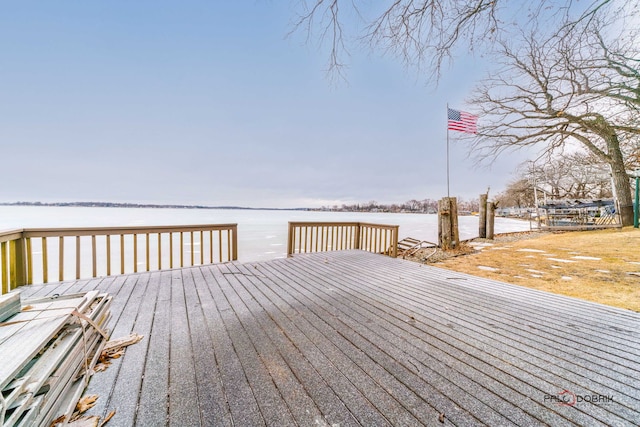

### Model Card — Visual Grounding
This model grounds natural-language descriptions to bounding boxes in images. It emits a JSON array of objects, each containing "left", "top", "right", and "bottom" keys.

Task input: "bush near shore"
[{"left": 408, "top": 228, "right": 640, "bottom": 312}]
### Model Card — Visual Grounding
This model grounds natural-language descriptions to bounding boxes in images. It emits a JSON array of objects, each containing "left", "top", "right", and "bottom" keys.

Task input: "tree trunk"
[
  {"left": 607, "top": 135, "right": 634, "bottom": 226},
  {"left": 612, "top": 168, "right": 634, "bottom": 226}
]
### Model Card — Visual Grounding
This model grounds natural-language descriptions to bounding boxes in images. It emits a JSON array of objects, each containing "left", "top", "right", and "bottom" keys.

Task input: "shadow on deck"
[{"left": 20, "top": 250, "right": 640, "bottom": 426}]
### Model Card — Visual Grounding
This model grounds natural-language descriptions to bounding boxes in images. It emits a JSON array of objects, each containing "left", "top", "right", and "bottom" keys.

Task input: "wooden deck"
[{"left": 20, "top": 251, "right": 640, "bottom": 426}]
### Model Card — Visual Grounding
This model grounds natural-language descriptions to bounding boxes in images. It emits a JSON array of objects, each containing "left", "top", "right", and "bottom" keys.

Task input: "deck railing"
[
  {"left": 287, "top": 222, "right": 399, "bottom": 258},
  {"left": 0, "top": 224, "right": 238, "bottom": 292}
]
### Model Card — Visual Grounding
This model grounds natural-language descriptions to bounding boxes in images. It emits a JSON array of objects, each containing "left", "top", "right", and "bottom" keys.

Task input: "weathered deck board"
[
  {"left": 282, "top": 253, "right": 638, "bottom": 425},
  {"left": 135, "top": 270, "right": 172, "bottom": 425},
  {"left": 256, "top": 259, "right": 530, "bottom": 425},
  {"left": 81, "top": 274, "right": 141, "bottom": 420},
  {"left": 223, "top": 263, "right": 361, "bottom": 426},
  {"left": 107, "top": 273, "right": 155, "bottom": 426},
  {"left": 220, "top": 262, "right": 398, "bottom": 425},
  {"left": 18, "top": 250, "right": 640, "bottom": 427}
]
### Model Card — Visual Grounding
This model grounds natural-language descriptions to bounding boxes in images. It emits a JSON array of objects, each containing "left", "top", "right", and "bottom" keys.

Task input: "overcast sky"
[{"left": 1, "top": 1, "right": 533, "bottom": 208}]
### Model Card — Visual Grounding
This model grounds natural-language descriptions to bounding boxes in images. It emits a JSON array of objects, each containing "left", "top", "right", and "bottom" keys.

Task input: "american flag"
[{"left": 447, "top": 108, "right": 478, "bottom": 134}]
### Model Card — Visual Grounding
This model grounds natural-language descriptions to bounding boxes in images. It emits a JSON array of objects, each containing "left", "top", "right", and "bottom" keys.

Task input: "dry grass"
[{"left": 425, "top": 227, "right": 640, "bottom": 312}]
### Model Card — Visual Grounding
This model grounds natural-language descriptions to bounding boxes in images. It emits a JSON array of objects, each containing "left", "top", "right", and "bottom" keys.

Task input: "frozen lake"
[{"left": 0, "top": 206, "right": 532, "bottom": 262}]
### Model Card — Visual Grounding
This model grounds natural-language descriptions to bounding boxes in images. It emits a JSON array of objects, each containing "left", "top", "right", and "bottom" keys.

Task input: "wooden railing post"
[
  {"left": 9, "top": 236, "right": 27, "bottom": 288},
  {"left": 354, "top": 224, "right": 361, "bottom": 250},
  {"left": 287, "top": 223, "right": 294, "bottom": 257},
  {"left": 231, "top": 225, "right": 238, "bottom": 260},
  {"left": 391, "top": 226, "right": 399, "bottom": 258},
  {"left": 1, "top": 242, "right": 7, "bottom": 293}
]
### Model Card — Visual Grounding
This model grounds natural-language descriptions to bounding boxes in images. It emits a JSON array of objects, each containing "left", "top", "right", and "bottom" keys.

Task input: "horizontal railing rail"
[
  {"left": 287, "top": 221, "right": 399, "bottom": 258},
  {"left": 0, "top": 224, "right": 238, "bottom": 292}
]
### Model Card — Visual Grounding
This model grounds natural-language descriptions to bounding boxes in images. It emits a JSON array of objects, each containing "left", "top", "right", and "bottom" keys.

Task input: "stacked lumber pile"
[{"left": 0, "top": 291, "right": 111, "bottom": 427}]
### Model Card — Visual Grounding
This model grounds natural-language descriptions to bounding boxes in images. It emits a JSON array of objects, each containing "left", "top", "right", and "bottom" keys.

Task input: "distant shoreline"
[
  {"left": 0, "top": 201, "right": 507, "bottom": 217},
  {"left": 0, "top": 201, "right": 308, "bottom": 211}
]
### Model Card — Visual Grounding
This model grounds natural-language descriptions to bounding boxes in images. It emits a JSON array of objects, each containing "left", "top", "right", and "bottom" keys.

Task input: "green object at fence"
[{"left": 635, "top": 175, "right": 639, "bottom": 228}]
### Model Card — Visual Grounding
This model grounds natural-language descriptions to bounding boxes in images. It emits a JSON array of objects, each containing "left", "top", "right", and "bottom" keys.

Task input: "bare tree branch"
[
  {"left": 290, "top": 0, "right": 620, "bottom": 81},
  {"left": 469, "top": 14, "right": 639, "bottom": 224}
]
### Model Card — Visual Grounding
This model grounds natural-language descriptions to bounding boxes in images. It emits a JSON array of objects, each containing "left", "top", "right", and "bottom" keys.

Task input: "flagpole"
[{"left": 446, "top": 104, "right": 450, "bottom": 198}]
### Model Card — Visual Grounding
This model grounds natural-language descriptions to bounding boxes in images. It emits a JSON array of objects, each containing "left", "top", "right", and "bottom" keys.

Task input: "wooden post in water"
[
  {"left": 438, "top": 197, "right": 459, "bottom": 250},
  {"left": 479, "top": 193, "right": 488, "bottom": 238},
  {"left": 487, "top": 202, "right": 496, "bottom": 240}
]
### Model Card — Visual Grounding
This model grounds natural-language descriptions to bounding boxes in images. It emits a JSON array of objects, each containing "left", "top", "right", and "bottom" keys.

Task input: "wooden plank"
[
  {"left": 215, "top": 263, "right": 326, "bottom": 426},
  {"left": 196, "top": 266, "right": 265, "bottom": 426},
  {"left": 229, "top": 262, "right": 367, "bottom": 426},
  {"left": 0, "top": 296, "right": 91, "bottom": 387},
  {"left": 81, "top": 273, "right": 145, "bottom": 420},
  {"left": 135, "top": 271, "right": 172, "bottom": 425},
  {"left": 0, "top": 292, "right": 20, "bottom": 322},
  {"left": 282, "top": 255, "right": 551, "bottom": 425},
  {"left": 33, "top": 324, "right": 103, "bottom": 426},
  {"left": 293, "top": 252, "right": 640, "bottom": 425},
  {"left": 97, "top": 273, "right": 155, "bottom": 426},
  {"left": 167, "top": 269, "right": 200, "bottom": 426},
  {"left": 425, "top": 265, "right": 640, "bottom": 339},
  {"left": 202, "top": 265, "right": 295, "bottom": 426},
  {"left": 23, "top": 273, "right": 109, "bottom": 315},
  {"left": 14, "top": 394, "right": 44, "bottom": 427},
  {"left": 15, "top": 298, "right": 109, "bottom": 400},
  {"left": 272, "top": 256, "right": 556, "bottom": 425},
  {"left": 223, "top": 262, "right": 410, "bottom": 426},
  {"left": 341, "top": 251, "right": 639, "bottom": 348},
  {"left": 1, "top": 292, "right": 109, "bottom": 426},
  {"left": 345, "top": 255, "right": 640, "bottom": 371},
  {"left": 408, "top": 273, "right": 640, "bottom": 377},
  {"left": 18, "top": 279, "right": 89, "bottom": 299},
  {"left": 258, "top": 259, "right": 468, "bottom": 426},
  {"left": 183, "top": 267, "right": 233, "bottom": 427},
  {"left": 8, "top": 251, "right": 639, "bottom": 426}
]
